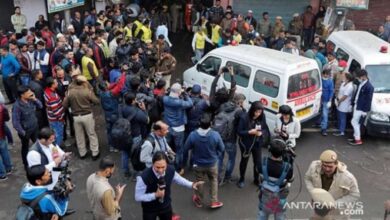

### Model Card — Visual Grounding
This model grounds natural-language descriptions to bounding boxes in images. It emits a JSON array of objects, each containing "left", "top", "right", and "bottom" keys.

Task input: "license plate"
[{"left": 297, "top": 107, "right": 311, "bottom": 118}]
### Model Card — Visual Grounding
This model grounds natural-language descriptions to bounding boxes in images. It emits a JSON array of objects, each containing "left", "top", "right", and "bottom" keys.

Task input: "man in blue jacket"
[
  {"left": 0, "top": 45, "right": 20, "bottom": 103},
  {"left": 184, "top": 113, "right": 225, "bottom": 209},
  {"left": 349, "top": 69, "right": 374, "bottom": 146},
  {"left": 320, "top": 69, "right": 334, "bottom": 136},
  {"left": 163, "top": 83, "right": 193, "bottom": 175}
]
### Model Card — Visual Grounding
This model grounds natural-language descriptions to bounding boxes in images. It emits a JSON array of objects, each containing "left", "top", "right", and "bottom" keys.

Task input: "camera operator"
[
  {"left": 20, "top": 164, "right": 69, "bottom": 219},
  {"left": 274, "top": 105, "right": 301, "bottom": 148},
  {"left": 258, "top": 138, "right": 293, "bottom": 220},
  {"left": 27, "top": 127, "right": 72, "bottom": 191}
]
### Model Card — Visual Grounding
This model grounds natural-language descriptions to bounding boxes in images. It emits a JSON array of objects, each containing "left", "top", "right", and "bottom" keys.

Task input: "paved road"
[{"left": 1, "top": 31, "right": 389, "bottom": 220}]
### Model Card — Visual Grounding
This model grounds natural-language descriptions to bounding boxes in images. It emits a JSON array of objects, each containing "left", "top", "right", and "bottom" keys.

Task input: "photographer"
[
  {"left": 274, "top": 105, "right": 301, "bottom": 148},
  {"left": 20, "top": 165, "right": 69, "bottom": 219},
  {"left": 27, "top": 127, "right": 71, "bottom": 190},
  {"left": 258, "top": 139, "right": 293, "bottom": 220}
]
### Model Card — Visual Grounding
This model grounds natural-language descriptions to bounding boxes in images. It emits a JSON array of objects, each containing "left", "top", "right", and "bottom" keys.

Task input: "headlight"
[{"left": 370, "top": 112, "right": 390, "bottom": 122}]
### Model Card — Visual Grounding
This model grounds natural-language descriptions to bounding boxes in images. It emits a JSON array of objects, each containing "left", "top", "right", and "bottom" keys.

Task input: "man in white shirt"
[
  {"left": 155, "top": 22, "right": 172, "bottom": 47},
  {"left": 27, "top": 127, "right": 71, "bottom": 189}
]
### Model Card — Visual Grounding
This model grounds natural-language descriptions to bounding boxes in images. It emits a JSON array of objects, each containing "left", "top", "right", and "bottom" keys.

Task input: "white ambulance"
[
  {"left": 183, "top": 45, "right": 322, "bottom": 132},
  {"left": 327, "top": 31, "right": 390, "bottom": 137}
]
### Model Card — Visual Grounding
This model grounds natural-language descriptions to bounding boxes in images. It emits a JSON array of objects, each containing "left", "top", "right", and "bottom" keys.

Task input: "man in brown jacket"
[
  {"left": 63, "top": 75, "right": 100, "bottom": 160},
  {"left": 156, "top": 48, "right": 176, "bottom": 89}
]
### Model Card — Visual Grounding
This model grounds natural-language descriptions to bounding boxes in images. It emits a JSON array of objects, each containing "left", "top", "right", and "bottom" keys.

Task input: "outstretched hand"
[{"left": 192, "top": 181, "right": 205, "bottom": 190}]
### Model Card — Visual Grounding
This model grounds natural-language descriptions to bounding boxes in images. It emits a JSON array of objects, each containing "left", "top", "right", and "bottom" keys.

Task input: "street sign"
[{"left": 335, "top": 0, "right": 369, "bottom": 10}]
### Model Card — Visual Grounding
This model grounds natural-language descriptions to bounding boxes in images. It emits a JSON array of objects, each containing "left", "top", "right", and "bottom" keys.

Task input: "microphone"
[{"left": 157, "top": 177, "right": 166, "bottom": 203}]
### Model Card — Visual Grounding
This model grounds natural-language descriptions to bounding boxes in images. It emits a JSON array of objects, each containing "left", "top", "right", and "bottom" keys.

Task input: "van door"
[
  {"left": 247, "top": 69, "right": 281, "bottom": 132},
  {"left": 193, "top": 56, "right": 222, "bottom": 96}
]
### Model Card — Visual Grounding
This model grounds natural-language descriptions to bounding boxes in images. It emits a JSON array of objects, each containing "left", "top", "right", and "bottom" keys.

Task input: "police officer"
[
  {"left": 305, "top": 150, "right": 360, "bottom": 219},
  {"left": 258, "top": 139, "right": 293, "bottom": 220}
]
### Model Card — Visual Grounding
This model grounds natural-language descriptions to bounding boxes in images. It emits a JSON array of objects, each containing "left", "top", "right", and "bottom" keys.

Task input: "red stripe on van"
[{"left": 286, "top": 89, "right": 322, "bottom": 103}]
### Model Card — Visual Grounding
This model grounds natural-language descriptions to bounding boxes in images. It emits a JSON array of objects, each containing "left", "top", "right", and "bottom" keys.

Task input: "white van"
[
  {"left": 183, "top": 45, "right": 322, "bottom": 132},
  {"left": 327, "top": 31, "right": 390, "bottom": 137}
]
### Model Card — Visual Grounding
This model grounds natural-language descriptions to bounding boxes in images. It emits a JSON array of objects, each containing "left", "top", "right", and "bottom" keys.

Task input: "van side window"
[
  {"left": 288, "top": 69, "right": 321, "bottom": 99},
  {"left": 336, "top": 48, "right": 349, "bottom": 61},
  {"left": 326, "top": 41, "right": 335, "bottom": 54},
  {"left": 223, "top": 61, "right": 251, "bottom": 87},
  {"left": 253, "top": 70, "right": 280, "bottom": 98},
  {"left": 198, "top": 56, "right": 222, "bottom": 76},
  {"left": 349, "top": 59, "right": 361, "bottom": 75}
]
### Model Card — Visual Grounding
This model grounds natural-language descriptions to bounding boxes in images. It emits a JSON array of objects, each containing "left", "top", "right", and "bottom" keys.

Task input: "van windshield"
[
  {"left": 287, "top": 69, "right": 321, "bottom": 99},
  {"left": 365, "top": 65, "right": 390, "bottom": 93}
]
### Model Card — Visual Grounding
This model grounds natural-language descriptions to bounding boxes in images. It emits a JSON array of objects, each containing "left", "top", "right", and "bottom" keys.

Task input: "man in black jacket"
[{"left": 135, "top": 151, "right": 204, "bottom": 220}]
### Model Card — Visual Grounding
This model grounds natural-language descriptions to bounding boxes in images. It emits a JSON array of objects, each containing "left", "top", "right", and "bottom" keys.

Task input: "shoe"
[
  {"left": 349, "top": 140, "right": 363, "bottom": 146},
  {"left": 92, "top": 153, "right": 100, "bottom": 161},
  {"left": 237, "top": 181, "right": 245, "bottom": 188},
  {"left": 333, "top": 132, "right": 345, "bottom": 137},
  {"left": 64, "top": 208, "right": 76, "bottom": 216},
  {"left": 321, "top": 130, "right": 328, "bottom": 136},
  {"left": 0, "top": 176, "right": 8, "bottom": 181},
  {"left": 172, "top": 213, "right": 181, "bottom": 220},
  {"left": 6, "top": 168, "right": 13, "bottom": 175},
  {"left": 347, "top": 138, "right": 355, "bottom": 142},
  {"left": 192, "top": 195, "right": 202, "bottom": 208},
  {"left": 210, "top": 201, "right": 224, "bottom": 209}
]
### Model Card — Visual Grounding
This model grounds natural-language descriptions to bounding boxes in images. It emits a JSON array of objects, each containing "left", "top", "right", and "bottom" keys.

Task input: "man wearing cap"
[
  {"left": 272, "top": 16, "right": 285, "bottom": 39},
  {"left": 288, "top": 13, "right": 303, "bottom": 47},
  {"left": 323, "top": 52, "right": 339, "bottom": 79},
  {"left": 305, "top": 150, "right": 360, "bottom": 218},
  {"left": 163, "top": 83, "right": 193, "bottom": 175},
  {"left": 156, "top": 48, "right": 176, "bottom": 89},
  {"left": 349, "top": 69, "right": 373, "bottom": 146},
  {"left": 257, "top": 12, "right": 272, "bottom": 47},
  {"left": 245, "top": 10, "right": 257, "bottom": 28},
  {"left": 63, "top": 75, "right": 100, "bottom": 160}
]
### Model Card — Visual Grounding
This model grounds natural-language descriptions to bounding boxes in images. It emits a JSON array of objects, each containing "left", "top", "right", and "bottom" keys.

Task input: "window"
[
  {"left": 198, "top": 56, "right": 222, "bottom": 76},
  {"left": 253, "top": 70, "right": 280, "bottom": 98},
  {"left": 223, "top": 61, "right": 251, "bottom": 87},
  {"left": 288, "top": 69, "right": 321, "bottom": 99},
  {"left": 326, "top": 41, "right": 335, "bottom": 55},
  {"left": 349, "top": 59, "right": 361, "bottom": 75},
  {"left": 336, "top": 48, "right": 349, "bottom": 61}
]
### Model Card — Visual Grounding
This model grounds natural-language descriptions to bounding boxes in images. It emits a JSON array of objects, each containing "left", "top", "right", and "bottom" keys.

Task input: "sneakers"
[
  {"left": 6, "top": 168, "right": 13, "bottom": 175},
  {"left": 192, "top": 195, "right": 202, "bottom": 208},
  {"left": 349, "top": 139, "right": 363, "bottom": 146},
  {"left": 172, "top": 213, "right": 181, "bottom": 220},
  {"left": 321, "top": 130, "right": 328, "bottom": 136},
  {"left": 0, "top": 176, "right": 8, "bottom": 181},
  {"left": 210, "top": 201, "right": 224, "bottom": 209},
  {"left": 237, "top": 181, "right": 245, "bottom": 189},
  {"left": 333, "top": 132, "right": 345, "bottom": 137}
]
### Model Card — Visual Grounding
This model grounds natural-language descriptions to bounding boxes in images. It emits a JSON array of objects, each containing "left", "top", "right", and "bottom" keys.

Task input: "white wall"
[{"left": 14, "top": 0, "right": 47, "bottom": 30}]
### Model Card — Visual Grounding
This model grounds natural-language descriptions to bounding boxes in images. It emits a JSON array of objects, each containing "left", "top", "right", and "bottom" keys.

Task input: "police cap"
[{"left": 319, "top": 150, "right": 337, "bottom": 163}]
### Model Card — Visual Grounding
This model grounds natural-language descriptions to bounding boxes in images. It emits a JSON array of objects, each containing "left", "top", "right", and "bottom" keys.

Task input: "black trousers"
[
  {"left": 3, "top": 76, "right": 18, "bottom": 103},
  {"left": 19, "top": 129, "right": 39, "bottom": 167},
  {"left": 239, "top": 143, "right": 262, "bottom": 182},
  {"left": 143, "top": 207, "right": 172, "bottom": 220}
]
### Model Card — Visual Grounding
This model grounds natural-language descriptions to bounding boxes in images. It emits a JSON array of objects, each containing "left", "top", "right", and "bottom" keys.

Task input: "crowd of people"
[{"left": 0, "top": 1, "right": 387, "bottom": 220}]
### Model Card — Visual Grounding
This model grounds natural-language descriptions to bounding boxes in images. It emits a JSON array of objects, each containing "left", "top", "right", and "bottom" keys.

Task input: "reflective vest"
[
  {"left": 81, "top": 56, "right": 98, "bottom": 80},
  {"left": 195, "top": 32, "right": 206, "bottom": 49},
  {"left": 134, "top": 20, "right": 143, "bottom": 36},
  {"left": 211, "top": 25, "right": 221, "bottom": 44},
  {"left": 124, "top": 26, "right": 133, "bottom": 41},
  {"left": 140, "top": 26, "right": 152, "bottom": 42}
]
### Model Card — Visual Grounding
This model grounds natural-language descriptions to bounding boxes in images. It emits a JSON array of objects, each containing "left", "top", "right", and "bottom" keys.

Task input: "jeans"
[
  {"left": 218, "top": 141, "right": 237, "bottom": 179},
  {"left": 49, "top": 121, "right": 64, "bottom": 146},
  {"left": 18, "top": 129, "right": 38, "bottom": 168},
  {"left": 337, "top": 110, "right": 347, "bottom": 134},
  {"left": 320, "top": 102, "right": 329, "bottom": 131},
  {"left": 258, "top": 210, "right": 285, "bottom": 220},
  {"left": 0, "top": 139, "right": 12, "bottom": 177},
  {"left": 167, "top": 128, "right": 185, "bottom": 170},
  {"left": 3, "top": 76, "right": 17, "bottom": 103},
  {"left": 239, "top": 143, "right": 261, "bottom": 182},
  {"left": 303, "top": 28, "right": 313, "bottom": 48},
  {"left": 122, "top": 135, "right": 142, "bottom": 174}
]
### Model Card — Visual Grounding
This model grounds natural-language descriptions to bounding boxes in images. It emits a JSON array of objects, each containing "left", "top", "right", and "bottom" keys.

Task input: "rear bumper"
[{"left": 366, "top": 118, "right": 390, "bottom": 138}]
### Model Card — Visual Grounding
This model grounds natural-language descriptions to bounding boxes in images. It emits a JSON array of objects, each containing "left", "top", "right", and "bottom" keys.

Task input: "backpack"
[
  {"left": 111, "top": 105, "right": 136, "bottom": 151},
  {"left": 259, "top": 157, "right": 291, "bottom": 214},
  {"left": 212, "top": 103, "right": 240, "bottom": 141},
  {"left": 16, "top": 192, "right": 47, "bottom": 220},
  {"left": 130, "top": 135, "right": 156, "bottom": 171}
]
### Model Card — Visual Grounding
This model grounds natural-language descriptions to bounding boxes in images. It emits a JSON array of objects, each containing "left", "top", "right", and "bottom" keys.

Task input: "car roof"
[
  {"left": 328, "top": 31, "right": 390, "bottom": 65},
  {"left": 209, "top": 45, "right": 317, "bottom": 72}
]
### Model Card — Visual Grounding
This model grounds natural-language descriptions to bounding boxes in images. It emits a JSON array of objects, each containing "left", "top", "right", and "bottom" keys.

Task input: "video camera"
[
  {"left": 283, "top": 140, "right": 296, "bottom": 164},
  {"left": 52, "top": 159, "right": 74, "bottom": 199}
]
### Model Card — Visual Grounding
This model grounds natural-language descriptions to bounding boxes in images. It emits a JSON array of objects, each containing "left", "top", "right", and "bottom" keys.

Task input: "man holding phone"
[{"left": 12, "top": 85, "right": 43, "bottom": 168}]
